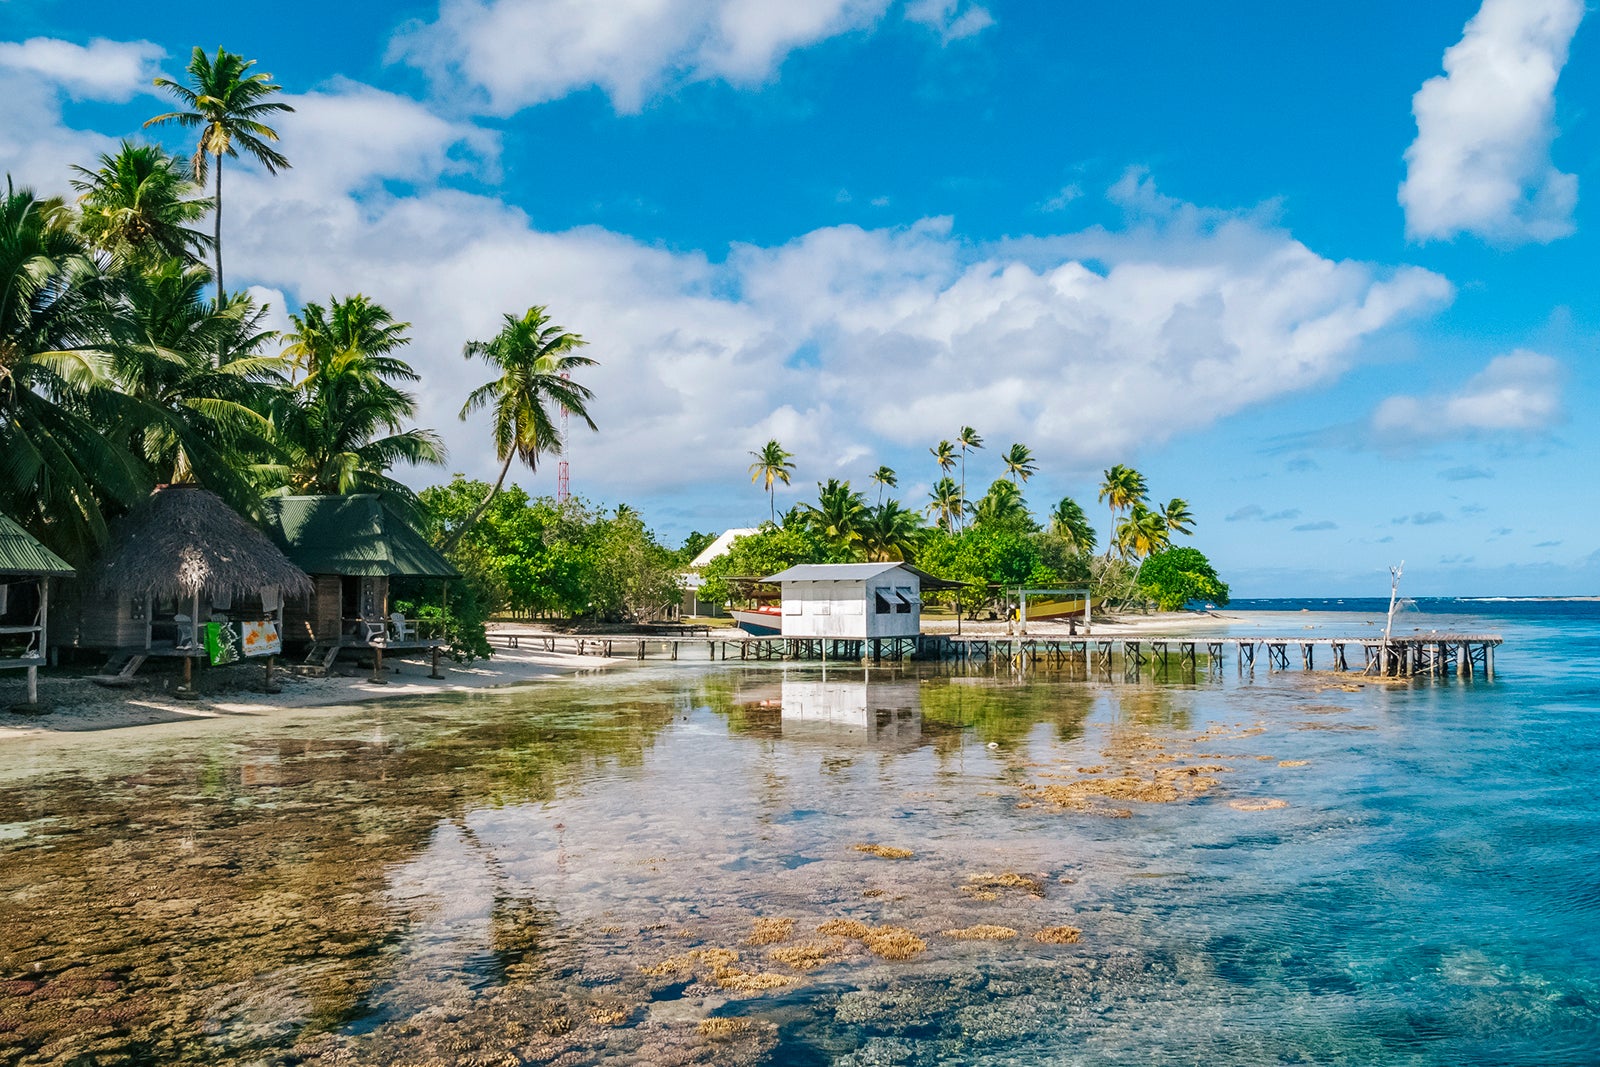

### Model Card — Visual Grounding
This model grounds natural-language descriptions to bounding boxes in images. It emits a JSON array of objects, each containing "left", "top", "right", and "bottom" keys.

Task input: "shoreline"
[
  {"left": 0, "top": 608, "right": 1402, "bottom": 742},
  {"left": 0, "top": 644, "right": 632, "bottom": 742}
]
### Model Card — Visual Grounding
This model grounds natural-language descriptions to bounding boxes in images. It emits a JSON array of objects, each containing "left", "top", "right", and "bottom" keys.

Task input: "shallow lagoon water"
[{"left": 2, "top": 602, "right": 1598, "bottom": 1065}]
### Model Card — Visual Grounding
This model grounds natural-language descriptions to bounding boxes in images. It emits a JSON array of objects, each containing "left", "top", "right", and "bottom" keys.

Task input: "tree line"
[{"left": 710, "top": 438, "right": 1229, "bottom": 615}]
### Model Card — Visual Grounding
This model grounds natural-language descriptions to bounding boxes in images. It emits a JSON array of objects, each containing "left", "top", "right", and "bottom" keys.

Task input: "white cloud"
[
  {"left": 0, "top": 36, "right": 163, "bottom": 101},
  {"left": 1399, "top": 0, "right": 1584, "bottom": 244},
  {"left": 390, "top": 0, "right": 989, "bottom": 114},
  {"left": 212, "top": 100, "right": 1450, "bottom": 500},
  {"left": 0, "top": 37, "right": 165, "bottom": 189},
  {"left": 1371, "top": 351, "right": 1564, "bottom": 440},
  {"left": 904, "top": 0, "right": 994, "bottom": 42}
]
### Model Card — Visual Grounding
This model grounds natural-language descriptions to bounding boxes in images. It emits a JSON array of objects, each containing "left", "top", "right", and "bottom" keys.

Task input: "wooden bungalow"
[
  {"left": 0, "top": 513, "right": 75, "bottom": 705},
  {"left": 78, "top": 485, "right": 313, "bottom": 690},
  {"left": 259, "top": 495, "right": 458, "bottom": 672}
]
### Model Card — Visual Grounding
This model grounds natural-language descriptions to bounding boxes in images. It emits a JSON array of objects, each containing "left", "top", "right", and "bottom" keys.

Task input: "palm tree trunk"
[
  {"left": 958, "top": 450, "right": 966, "bottom": 532},
  {"left": 213, "top": 154, "right": 224, "bottom": 301},
  {"left": 440, "top": 450, "right": 515, "bottom": 554},
  {"left": 769, "top": 483, "right": 776, "bottom": 524}
]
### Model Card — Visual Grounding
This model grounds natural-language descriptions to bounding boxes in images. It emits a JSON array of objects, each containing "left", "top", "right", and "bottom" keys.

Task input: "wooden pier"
[{"left": 488, "top": 629, "right": 1500, "bottom": 680}]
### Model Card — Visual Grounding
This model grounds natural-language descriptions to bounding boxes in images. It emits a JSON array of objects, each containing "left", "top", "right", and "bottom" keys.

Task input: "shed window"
[
  {"left": 894, "top": 587, "right": 916, "bottom": 614},
  {"left": 874, "top": 588, "right": 893, "bottom": 614},
  {"left": 783, "top": 598, "right": 803, "bottom": 615}
]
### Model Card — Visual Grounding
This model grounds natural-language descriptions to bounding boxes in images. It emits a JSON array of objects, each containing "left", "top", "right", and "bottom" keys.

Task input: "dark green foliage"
[{"left": 1136, "top": 547, "right": 1230, "bottom": 611}]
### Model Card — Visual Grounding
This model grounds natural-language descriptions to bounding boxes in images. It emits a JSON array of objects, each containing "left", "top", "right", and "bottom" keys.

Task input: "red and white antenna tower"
[{"left": 556, "top": 370, "right": 571, "bottom": 502}]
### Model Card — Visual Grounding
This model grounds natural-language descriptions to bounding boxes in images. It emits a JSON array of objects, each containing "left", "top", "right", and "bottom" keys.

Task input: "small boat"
[
  {"left": 729, "top": 605, "right": 783, "bottom": 636},
  {"left": 1018, "top": 595, "right": 1099, "bottom": 621}
]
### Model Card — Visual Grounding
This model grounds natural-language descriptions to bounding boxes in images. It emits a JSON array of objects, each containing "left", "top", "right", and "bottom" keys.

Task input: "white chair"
[
  {"left": 173, "top": 613, "right": 195, "bottom": 649},
  {"left": 362, "top": 617, "right": 387, "bottom": 645},
  {"left": 390, "top": 612, "right": 417, "bottom": 642}
]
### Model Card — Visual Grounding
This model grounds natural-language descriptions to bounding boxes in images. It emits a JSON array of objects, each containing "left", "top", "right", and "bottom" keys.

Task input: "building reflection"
[{"left": 731, "top": 670, "right": 924, "bottom": 748}]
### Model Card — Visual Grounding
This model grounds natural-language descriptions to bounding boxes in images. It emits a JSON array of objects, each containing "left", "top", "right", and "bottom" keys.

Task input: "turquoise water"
[{"left": 0, "top": 600, "right": 1597, "bottom": 1065}]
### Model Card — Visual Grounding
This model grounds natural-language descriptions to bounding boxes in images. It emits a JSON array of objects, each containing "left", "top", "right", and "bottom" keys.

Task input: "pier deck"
[{"left": 487, "top": 630, "right": 1502, "bottom": 679}]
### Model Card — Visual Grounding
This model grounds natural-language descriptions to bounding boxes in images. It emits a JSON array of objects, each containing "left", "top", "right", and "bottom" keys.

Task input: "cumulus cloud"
[
  {"left": 1371, "top": 351, "right": 1563, "bottom": 442},
  {"left": 1293, "top": 520, "right": 1337, "bottom": 532},
  {"left": 0, "top": 38, "right": 165, "bottom": 190},
  {"left": 1399, "top": 0, "right": 1584, "bottom": 244},
  {"left": 0, "top": 36, "right": 163, "bottom": 101},
  {"left": 213, "top": 131, "right": 1454, "bottom": 501},
  {"left": 1394, "top": 512, "right": 1448, "bottom": 526},
  {"left": 391, "top": 0, "right": 983, "bottom": 114}
]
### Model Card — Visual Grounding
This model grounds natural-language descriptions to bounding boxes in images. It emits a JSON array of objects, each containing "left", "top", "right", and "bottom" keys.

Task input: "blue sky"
[{"left": 2, "top": 0, "right": 1595, "bottom": 595}]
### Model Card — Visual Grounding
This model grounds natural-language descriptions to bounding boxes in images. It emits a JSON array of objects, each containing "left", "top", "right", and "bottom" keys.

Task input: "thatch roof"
[
  {"left": 0, "top": 513, "right": 75, "bottom": 577},
  {"left": 260, "top": 495, "right": 459, "bottom": 579},
  {"left": 94, "top": 485, "right": 312, "bottom": 600}
]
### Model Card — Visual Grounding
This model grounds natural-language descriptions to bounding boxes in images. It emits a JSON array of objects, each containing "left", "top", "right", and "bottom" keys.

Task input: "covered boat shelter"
[
  {"left": 260, "top": 495, "right": 459, "bottom": 678},
  {"left": 0, "top": 513, "right": 75, "bottom": 705}
]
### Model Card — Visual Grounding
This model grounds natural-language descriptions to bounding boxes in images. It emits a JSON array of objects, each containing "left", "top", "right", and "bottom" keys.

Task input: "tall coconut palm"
[
  {"left": 1160, "top": 497, "right": 1195, "bottom": 537},
  {"left": 268, "top": 295, "right": 444, "bottom": 511},
  {"left": 0, "top": 185, "right": 146, "bottom": 558},
  {"left": 926, "top": 476, "right": 962, "bottom": 533},
  {"left": 801, "top": 479, "right": 868, "bottom": 555},
  {"left": 971, "top": 478, "right": 1031, "bottom": 530},
  {"left": 869, "top": 464, "right": 897, "bottom": 505},
  {"left": 748, "top": 439, "right": 795, "bottom": 524},
  {"left": 860, "top": 499, "right": 922, "bottom": 562},
  {"left": 930, "top": 439, "right": 955, "bottom": 479},
  {"left": 445, "top": 306, "right": 596, "bottom": 551},
  {"left": 1097, "top": 464, "right": 1147, "bottom": 558},
  {"left": 1049, "top": 495, "right": 1097, "bottom": 554},
  {"left": 111, "top": 260, "right": 280, "bottom": 505},
  {"left": 956, "top": 426, "right": 983, "bottom": 529},
  {"left": 1114, "top": 502, "right": 1169, "bottom": 560},
  {"left": 70, "top": 141, "right": 213, "bottom": 266},
  {"left": 145, "top": 47, "right": 293, "bottom": 301},
  {"left": 1001, "top": 442, "right": 1036, "bottom": 483}
]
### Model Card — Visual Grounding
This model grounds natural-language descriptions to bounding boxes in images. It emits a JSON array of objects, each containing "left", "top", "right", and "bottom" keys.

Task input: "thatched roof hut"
[{"left": 94, "top": 485, "right": 312, "bottom": 601}]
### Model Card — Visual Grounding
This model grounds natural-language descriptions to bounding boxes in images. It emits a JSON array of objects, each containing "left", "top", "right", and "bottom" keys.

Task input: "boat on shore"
[
  {"left": 729, "top": 605, "right": 783, "bottom": 636},
  {"left": 1019, "top": 595, "right": 1099, "bottom": 621}
]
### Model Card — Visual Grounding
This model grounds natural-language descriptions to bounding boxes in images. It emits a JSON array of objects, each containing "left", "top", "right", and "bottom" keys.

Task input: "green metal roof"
[
  {"left": 0, "top": 513, "right": 75, "bottom": 577},
  {"left": 259, "top": 496, "right": 459, "bottom": 579}
]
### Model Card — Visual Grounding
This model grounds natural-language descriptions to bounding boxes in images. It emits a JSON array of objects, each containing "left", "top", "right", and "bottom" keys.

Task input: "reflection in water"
[{"left": 1, "top": 653, "right": 1597, "bottom": 1066}]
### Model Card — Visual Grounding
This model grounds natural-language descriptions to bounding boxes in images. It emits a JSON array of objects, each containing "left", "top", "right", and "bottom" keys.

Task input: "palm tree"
[
  {"left": 0, "top": 185, "right": 146, "bottom": 558},
  {"left": 930, "top": 439, "right": 955, "bottom": 479},
  {"left": 956, "top": 426, "right": 983, "bottom": 529},
  {"left": 926, "top": 476, "right": 962, "bottom": 533},
  {"left": 1114, "top": 503, "right": 1169, "bottom": 560},
  {"left": 1160, "top": 497, "right": 1195, "bottom": 537},
  {"left": 860, "top": 499, "right": 922, "bottom": 562},
  {"left": 800, "top": 479, "right": 867, "bottom": 555},
  {"left": 1001, "top": 442, "right": 1036, "bottom": 483},
  {"left": 70, "top": 141, "right": 213, "bottom": 265},
  {"left": 1049, "top": 495, "right": 1097, "bottom": 555},
  {"left": 111, "top": 260, "right": 281, "bottom": 505},
  {"left": 445, "top": 306, "right": 596, "bottom": 551},
  {"left": 1097, "top": 464, "right": 1147, "bottom": 558},
  {"left": 971, "top": 478, "right": 1031, "bottom": 530},
  {"left": 869, "top": 464, "right": 897, "bottom": 505},
  {"left": 748, "top": 439, "right": 795, "bottom": 523},
  {"left": 145, "top": 47, "right": 293, "bottom": 301},
  {"left": 268, "top": 295, "right": 444, "bottom": 511}
]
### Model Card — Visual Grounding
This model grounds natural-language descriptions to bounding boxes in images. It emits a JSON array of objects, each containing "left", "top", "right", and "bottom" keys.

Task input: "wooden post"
[
  {"left": 26, "top": 664, "right": 37, "bottom": 705},
  {"left": 372, "top": 646, "right": 387, "bottom": 684},
  {"left": 180, "top": 654, "right": 195, "bottom": 699},
  {"left": 264, "top": 654, "right": 277, "bottom": 693},
  {"left": 1485, "top": 643, "right": 1494, "bottom": 679},
  {"left": 430, "top": 644, "right": 444, "bottom": 679}
]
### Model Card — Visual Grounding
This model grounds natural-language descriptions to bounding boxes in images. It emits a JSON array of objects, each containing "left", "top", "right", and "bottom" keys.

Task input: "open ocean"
[{"left": 1, "top": 597, "right": 1597, "bottom": 1065}]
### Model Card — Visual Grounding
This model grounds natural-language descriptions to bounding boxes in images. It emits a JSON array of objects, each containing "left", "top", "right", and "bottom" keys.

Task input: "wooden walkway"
[{"left": 489, "top": 630, "right": 1501, "bottom": 679}]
